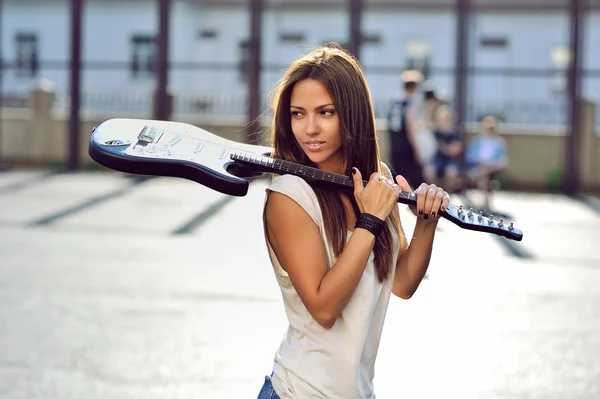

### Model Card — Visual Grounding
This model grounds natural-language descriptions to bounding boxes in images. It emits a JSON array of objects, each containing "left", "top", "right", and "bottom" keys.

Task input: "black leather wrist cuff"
[{"left": 354, "top": 213, "right": 385, "bottom": 238}]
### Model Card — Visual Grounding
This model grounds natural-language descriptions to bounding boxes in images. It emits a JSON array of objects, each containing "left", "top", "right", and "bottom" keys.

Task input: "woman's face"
[{"left": 289, "top": 78, "right": 344, "bottom": 173}]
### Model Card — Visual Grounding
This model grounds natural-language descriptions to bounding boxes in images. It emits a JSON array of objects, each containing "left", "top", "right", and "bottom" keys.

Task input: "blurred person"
[
  {"left": 415, "top": 82, "right": 443, "bottom": 174},
  {"left": 416, "top": 83, "right": 445, "bottom": 181},
  {"left": 424, "top": 104, "right": 463, "bottom": 191},
  {"left": 386, "top": 69, "right": 425, "bottom": 189},
  {"left": 421, "top": 82, "right": 445, "bottom": 133},
  {"left": 257, "top": 43, "right": 451, "bottom": 399},
  {"left": 466, "top": 115, "right": 509, "bottom": 210}
]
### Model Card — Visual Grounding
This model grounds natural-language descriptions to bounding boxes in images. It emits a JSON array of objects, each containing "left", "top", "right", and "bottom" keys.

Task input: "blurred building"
[{"left": 2, "top": 0, "right": 600, "bottom": 125}]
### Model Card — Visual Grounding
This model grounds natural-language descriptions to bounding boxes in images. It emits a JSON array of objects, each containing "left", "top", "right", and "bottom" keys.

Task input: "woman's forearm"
[
  {"left": 314, "top": 228, "right": 376, "bottom": 328},
  {"left": 392, "top": 219, "right": 437, "bottom": 299}
]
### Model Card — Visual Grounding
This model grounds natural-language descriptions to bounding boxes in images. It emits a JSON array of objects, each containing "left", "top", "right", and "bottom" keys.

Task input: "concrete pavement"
[{"left": 0, "top": 169, "right": 599, "bottom": 399}]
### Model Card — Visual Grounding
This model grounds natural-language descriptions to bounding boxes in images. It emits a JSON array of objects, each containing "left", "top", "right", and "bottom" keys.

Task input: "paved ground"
[{"left": 0, "top": 168, "right": 599, "bottom": 399}]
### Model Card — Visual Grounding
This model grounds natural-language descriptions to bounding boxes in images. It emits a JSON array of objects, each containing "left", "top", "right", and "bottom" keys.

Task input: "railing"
[{"left": 0, "top": 91, "right": 597, "bottom": 130}]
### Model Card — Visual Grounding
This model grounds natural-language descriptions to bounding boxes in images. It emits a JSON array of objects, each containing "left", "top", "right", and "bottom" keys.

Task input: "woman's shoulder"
[
  {"left": 269, "top": 174, "right": 314, "bottom": 194},
  {"left": 266, "top": 174, "right": 322, "bottom": 226},
  {"left": 267, "top": 174, "right": 318, "bottom": 207}
]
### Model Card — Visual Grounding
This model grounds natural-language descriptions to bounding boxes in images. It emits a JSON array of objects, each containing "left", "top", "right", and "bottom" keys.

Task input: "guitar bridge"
[{"left": 138, "top": 125, "right": 159, "bottom": 143}]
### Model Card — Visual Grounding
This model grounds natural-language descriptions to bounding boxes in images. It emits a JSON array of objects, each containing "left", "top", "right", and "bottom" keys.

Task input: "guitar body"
[
  {"left": 89, "top": 118, "right": 523, "bottom": 241},
  {"left": 89, "top": 118, "right": 274, "bottom": 197}
]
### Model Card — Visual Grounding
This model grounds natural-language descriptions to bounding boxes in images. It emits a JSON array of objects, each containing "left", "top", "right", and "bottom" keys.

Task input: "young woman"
[{"left": 257, "top": 43, "right": 450, "bottom": 399}]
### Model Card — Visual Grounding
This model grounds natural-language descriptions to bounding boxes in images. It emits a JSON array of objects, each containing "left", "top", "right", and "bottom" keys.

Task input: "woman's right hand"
[{"left": 352, "top": 167, "right": 401, "bottom": 220}]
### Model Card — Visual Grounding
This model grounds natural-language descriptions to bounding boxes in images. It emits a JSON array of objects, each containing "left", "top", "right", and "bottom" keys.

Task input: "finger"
[
  {"left": 370, "top": 172, "right": 381, "bottom": 186},
  {"left": 415, "top": 183, "right": 428, "bottom": 217},
  {"left": 395, "top": 176, "right": 417, "bottom": 215},
  {"left": 394, "top": 175, "right": 412, "bottom": 193},
  {"left": 422, "top": 185, "right": 438, "bottom": 218},
  {"left": 352, "top": 167, "right": 364, "bottom": 196},
  {"left": 441, "top": 191, "right": 450, "bottom": 212},
  {"left": 429, "top": 188, "right": 445, "bottom": 219}
]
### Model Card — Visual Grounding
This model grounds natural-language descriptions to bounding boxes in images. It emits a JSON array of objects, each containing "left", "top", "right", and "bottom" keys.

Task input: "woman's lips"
[{"left": 305, "top": 141, "right": 325, "bottom": 152}]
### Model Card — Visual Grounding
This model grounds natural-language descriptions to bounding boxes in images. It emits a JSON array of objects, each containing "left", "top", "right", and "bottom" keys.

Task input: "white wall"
[
  {"left": 3, "top": 0, "right": 71, "bottom": 93},
  {"left": 1, "top": 1, "right": 599, "bottom": 123}
]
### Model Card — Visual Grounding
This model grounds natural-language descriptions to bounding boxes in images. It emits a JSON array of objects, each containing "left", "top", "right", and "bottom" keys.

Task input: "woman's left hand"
[{"left": 394, "top": 176, "right": 450, "bottom": 222}]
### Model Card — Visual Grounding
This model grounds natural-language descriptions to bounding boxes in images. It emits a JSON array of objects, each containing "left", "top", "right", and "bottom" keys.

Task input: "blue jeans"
[{"left": 256, "top": 373, "right": 281, "bottom": 399}]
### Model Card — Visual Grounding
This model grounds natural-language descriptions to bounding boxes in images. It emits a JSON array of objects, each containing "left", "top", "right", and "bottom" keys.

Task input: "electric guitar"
[{"left": 88, "top": 118, "right": 523, "bottom": 241}]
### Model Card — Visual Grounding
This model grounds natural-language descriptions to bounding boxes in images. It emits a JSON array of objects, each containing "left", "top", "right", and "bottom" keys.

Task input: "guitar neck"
[
  {"left": 229, "top": 150, "right": 523, "bottom": 242},
  {"left": 230, "top": 151, "right": 417, "bottom": 206}
]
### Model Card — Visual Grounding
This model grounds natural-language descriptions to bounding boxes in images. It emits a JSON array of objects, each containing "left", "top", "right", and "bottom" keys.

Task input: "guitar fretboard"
[{"left": 230, "top": 151, "right": 416, "bottom": 204}]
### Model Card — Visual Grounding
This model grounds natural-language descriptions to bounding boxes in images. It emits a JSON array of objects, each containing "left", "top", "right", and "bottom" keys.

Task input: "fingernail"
[
  {"left": 431, "top": 212, "right": 436, "bottom": 218},
  {"left": 424, "top": 214, "right": 429, "bottom": 220},
  {"left": 418, "top": 209, "right": 423, "bottom": 215},
  {"left": 352, "top": 168, "right": 356, "bottom": 175},
  {"left": 441, "top": 206, "right": 445, "bottom": 212}
]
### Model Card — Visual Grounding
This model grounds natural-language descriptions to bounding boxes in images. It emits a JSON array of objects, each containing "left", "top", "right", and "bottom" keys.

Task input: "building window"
[
  {"left": 550, "top": 45, "right": 570, "bottom": 95},
  {"left": 15, "top": 33, "right": 39, "bottom": 78},
  {"left": 131, "top": 34, "right": 156, "bottom": 78},
  {"left": 238, "top": 40, "right": 249, "bottom": 83},
  {"left": 279, "top": 33, "right": 305, "bottom": 43},
  {"left": 404, "top": 38, "right": 432, "bottom": 79},
  {"left": 199, "top": 29, "right": 218, "bottom": 39},
  {"left": 362, "top": 33, "right": 382, "bottom": 45},
  {"left": 480, "top": 36, "right": 508, "bottom": 48}
]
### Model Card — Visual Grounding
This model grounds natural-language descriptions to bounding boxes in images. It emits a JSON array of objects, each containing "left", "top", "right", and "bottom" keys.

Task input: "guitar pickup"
[
  {"left": 138, "top": 125, "right": 158, "bottom": 143},
  {"left": 167, "top": 135, "right": 182, "bottom": 146},
  {"left": 194, "top": 140, "right": 206, "bottom": 153}
]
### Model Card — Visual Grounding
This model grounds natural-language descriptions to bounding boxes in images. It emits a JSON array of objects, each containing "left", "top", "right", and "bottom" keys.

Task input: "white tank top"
[{"left": 263, "top": 174, "right": 401, "bottom": 399}]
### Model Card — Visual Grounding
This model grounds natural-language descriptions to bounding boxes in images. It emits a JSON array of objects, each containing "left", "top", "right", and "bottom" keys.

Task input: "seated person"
[
  {"left": 424, "top": 105, "right": 463, "bottom": 191},
  {"left": 466, "top": 115, "right": 509, "bottom": 209}
]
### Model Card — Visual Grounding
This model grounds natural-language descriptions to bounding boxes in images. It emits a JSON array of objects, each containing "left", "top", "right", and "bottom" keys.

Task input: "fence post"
[
  {"left": 564, "top": 0, "right": 584, "bottom": 195},
  {"left": 155, "top": 0, "right": 171, "bottom": 121},
  {"left": 68, "top": 0, "right": 83, "bottom": 171},
  {"left": 578, "top": 100, "right": 597, "bottom": 190},
  {"left": 30, "top": 81, "right": 56, "bottom": 162},
  {"left": 348, "top": 0, "right": 363, "bottom": 61},
  {"left": 454, "top": 0, "right": 471, "bottom": 189},
  {"left": 0, "top": 0, "right": 4, "bottom": 168},
  {"left": 246, "top": 0, "right": 263, "bottom": 144}
]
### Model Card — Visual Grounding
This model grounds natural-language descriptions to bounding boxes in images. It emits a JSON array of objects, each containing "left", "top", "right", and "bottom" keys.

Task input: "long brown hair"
[{"left": 266, "top": 43, "right": 403, "bottom": 283}]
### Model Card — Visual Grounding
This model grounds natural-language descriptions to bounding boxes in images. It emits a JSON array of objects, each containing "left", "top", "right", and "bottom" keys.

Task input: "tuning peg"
[
  {"left": 498, "top": 218, "right": 504, "bottom": 228},
  {"left": 468, "top": 207, "right": 473, "bottom": 216},
  {"left": 488, "top": 214, "right": 494, "bottom": 224},
  {"left": 478, "top": 211, "right": 483, "bottom": 222},
  {"left": 508, "top": 222, "right": 514, "bottom": 231}
]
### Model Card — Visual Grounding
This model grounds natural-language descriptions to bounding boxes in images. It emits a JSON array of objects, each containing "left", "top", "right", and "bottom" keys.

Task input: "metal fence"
[
  {"left": 0, "top": 0, "right": 598, "bottom": 194},
  {"left": 0, "top": 64, "right": 591, "bottom": 127}
]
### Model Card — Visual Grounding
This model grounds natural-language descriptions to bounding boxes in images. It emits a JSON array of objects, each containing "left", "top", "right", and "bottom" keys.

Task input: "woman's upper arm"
[{"left": 265, "top": 191, "right": 329, "bottom": 313}]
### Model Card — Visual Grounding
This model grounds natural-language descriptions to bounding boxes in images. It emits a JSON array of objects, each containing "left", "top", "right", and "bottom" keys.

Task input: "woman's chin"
[{"left": 305, "top": 153, "right": 325, "bottom": 166}]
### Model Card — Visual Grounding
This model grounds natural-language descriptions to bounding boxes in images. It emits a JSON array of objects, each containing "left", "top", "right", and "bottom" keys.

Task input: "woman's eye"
[
  {"left": 322, "top": 109, "right": 335, "bottom": 116},
  {"left": 290, "top": 111, "right": 302, "bottom": 117}
]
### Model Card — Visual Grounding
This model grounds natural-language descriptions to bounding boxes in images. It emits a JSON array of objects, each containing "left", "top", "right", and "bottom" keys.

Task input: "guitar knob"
[
  {"left": 158, "top": 145, "right": 171, "bottom": 155},
  {"left": 133, "top": 145, "right": 144, "bottom": 155},
  {"left": 146, "top": 143, "right": 156, "bottom": 153}
]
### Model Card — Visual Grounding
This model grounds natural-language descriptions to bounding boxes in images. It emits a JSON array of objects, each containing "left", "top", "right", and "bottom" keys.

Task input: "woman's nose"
[{"left": 305, "top": 115, "right": 320, "bottom": 135}]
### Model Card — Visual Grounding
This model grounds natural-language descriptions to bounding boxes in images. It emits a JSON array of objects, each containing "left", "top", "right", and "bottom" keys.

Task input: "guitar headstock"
[{"left": 443, "top": 204, "right": 523, "bottom": 241}]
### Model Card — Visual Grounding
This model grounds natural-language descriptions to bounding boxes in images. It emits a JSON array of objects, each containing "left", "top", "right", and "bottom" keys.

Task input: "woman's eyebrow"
[{"left": 290, "top": 103, "right": 335, "bottom": 110}]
